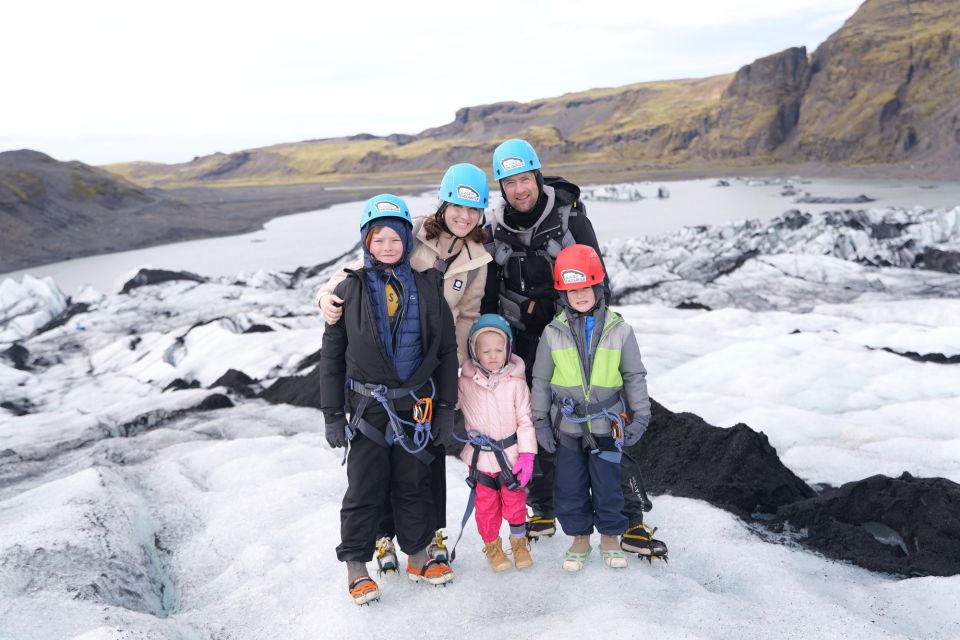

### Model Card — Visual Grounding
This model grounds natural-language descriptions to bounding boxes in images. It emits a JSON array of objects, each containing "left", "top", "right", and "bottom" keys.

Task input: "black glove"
[
  {"left": 623, "top": 417, "right": 649, "bottom": 447},
  {"left": 324, "top": 413, "right": 349, "bottom": 448},
  {"left": 533, "top": 415, "right": 556, "bottom": 454},
  {"left": 432, "top": 406, "right": 456, "bottom": 450},
  {"left": 521, "top": 297, "right": 556, "bottom": 327}
]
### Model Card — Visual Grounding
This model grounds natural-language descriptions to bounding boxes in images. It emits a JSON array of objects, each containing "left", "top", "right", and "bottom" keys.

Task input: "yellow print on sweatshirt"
[{"left": 385, "top": 283, "right": 399, "bottom": 318}]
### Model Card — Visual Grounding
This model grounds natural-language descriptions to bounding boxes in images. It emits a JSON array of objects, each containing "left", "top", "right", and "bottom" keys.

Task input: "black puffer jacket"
[{"left": 320, "top": 267, "right": 458, "bottom": 419}]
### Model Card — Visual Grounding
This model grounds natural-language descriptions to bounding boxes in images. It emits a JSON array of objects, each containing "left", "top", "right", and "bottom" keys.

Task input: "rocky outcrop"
[
  {"left": 120, "top": 269, "right": 208, "bottom": 294},
  {"left": 707, "top": 47, "right": 811, "bottom": 158},
  {"left": 634, "top": 401, "right": 817, "bottom": 518},
  {"left": 259, "top": 366, "right": 322, "bottom": 409},
  {"left": 770, "top": 472, "right": 960, "bottom": 577},
  {"left": 790, "top": 0, "right": 960, "bottom": 164},
  {"left": 633, "top": 400, "right": 960, "bottom": 577}
]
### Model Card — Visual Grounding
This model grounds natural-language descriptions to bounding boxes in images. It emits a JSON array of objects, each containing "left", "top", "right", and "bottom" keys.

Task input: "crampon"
[
  {"left": 426, "top": 529, "right": 449, "bottom": 563},
  {"left": 375, "top": 536, "right": 398, "bottom": 575},
  {"left": 349, "top": 576, "right": 380, "bottom": 605},
  {"left": 525, "top": 516, "right": 556, "bottom": 540},
  {"left": 621, "top": 523, "right": 669, "bottom": 562}
]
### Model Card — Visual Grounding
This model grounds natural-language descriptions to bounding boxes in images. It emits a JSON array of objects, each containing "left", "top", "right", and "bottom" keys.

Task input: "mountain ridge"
[{"left": 104, "top": 0, "right": 960, "bottom": 188}]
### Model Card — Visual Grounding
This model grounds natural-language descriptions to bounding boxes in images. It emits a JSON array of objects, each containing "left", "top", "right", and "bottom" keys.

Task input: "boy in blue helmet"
[
  {"left": 317, "top": 164, "right": 493, "bottom": 573},
  {"left": 321, "top": 194, "right": 459, "bottom": 605}
]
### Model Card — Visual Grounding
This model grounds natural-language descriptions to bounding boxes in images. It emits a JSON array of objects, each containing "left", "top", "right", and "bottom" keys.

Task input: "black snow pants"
[
  {"left": 375, "top": 409, "right": 465, "bottom": 538},
  {"left": 376, "top": 441, "right": 446, "bottom": 539},
  {"left": 336, "top": 408, "right": 435, "bottom": 562}
]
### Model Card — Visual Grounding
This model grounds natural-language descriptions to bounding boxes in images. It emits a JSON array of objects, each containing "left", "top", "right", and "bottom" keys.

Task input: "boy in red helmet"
[{"left": 530, "top": 244, "right": 653, "bottom": 571}]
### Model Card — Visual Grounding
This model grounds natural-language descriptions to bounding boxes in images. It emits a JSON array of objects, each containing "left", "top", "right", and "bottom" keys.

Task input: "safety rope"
[
  {"left": 558, "top": 396, "right": 626, "bottom": 451},
  {"left": 368, "top": 378, "right": 435, "bottom": 455},
  {"left": 452, "top": 428, "right": 510, "bottom": 451}
]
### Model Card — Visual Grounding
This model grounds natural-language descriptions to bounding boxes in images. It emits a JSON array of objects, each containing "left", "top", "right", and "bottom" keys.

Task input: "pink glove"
[{"left": 511, "top": 452, "right": 535, "bottom": 488}]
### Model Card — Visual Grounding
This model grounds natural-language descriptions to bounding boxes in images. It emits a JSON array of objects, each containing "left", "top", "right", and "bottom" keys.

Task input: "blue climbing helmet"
[
  {"left": 438, "top": 163, "right": 489, "bottom": 208},
  {"left": 492, "top": 139, "right": 541, "bottom": 180},
  {"left": 467, "top": 313, "right": 513, "bottom": 372},
  {"left": 359, "top": 194, "right": 413, "bottom": 229}
]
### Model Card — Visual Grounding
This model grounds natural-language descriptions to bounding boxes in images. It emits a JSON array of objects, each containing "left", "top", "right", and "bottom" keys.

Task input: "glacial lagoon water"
[{"left": 4, "top": 176, "right": 960, "bottom": 295}]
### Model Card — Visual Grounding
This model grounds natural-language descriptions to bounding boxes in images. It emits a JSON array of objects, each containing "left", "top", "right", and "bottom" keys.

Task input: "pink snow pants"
[{"left": 475, "top": 470, "right": 527, "bottom": 543}]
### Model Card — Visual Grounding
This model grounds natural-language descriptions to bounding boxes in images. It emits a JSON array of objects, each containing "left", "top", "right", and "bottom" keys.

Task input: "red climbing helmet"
[{"left": 553, "top": 244, "right": 605, "bottom": 291}]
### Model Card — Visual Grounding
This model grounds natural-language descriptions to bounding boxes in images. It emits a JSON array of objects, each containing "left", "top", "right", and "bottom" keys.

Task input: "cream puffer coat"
[{"left": 316, "top": 216, "right": 491, "bottom": 364}]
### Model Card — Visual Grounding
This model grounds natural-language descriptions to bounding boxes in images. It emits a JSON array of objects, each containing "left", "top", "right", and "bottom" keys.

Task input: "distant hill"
[
  {"left": 0, "top": 150, "right": 203, "bottom": 271},
  {"left": 0, "top": 150, "right": 380, "bottom": 273},
  {"left": 107, "top": 0, "right": 960, "bottom": 188}
]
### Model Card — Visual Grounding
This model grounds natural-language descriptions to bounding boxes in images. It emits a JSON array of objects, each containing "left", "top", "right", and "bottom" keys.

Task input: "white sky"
[{"left": 0, "top": 0, "right": 863, "bottom": 166}]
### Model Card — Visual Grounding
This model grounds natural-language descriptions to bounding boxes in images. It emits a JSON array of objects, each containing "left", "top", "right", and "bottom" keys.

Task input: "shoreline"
[{"left": 4, "top": 163, "right": 959, "bottom": 275}]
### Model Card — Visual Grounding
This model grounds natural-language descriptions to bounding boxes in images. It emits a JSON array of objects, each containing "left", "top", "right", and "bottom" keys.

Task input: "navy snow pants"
[{"left": 554, "top": 438, "right": 627, "bottom": 536}]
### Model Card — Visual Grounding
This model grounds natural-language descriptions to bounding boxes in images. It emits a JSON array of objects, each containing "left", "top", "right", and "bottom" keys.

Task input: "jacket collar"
[
  {"left": 491, "top": 185, "right": 556, "bottom": 240},
  {"left": 414, "top": 216, "right": 492, "bottom": 275},
  {"left": 462, "top": 354, "right": 526, "bottom": 389}
]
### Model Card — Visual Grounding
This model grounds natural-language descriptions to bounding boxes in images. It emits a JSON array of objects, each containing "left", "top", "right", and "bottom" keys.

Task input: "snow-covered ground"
[{"left": 1, "top": 205, "right": 959, "bottom": 639}]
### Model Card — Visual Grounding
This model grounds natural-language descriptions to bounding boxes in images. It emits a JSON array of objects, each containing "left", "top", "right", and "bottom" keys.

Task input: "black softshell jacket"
[{"left": 321, "top": 267, "right": 458, "bottom": 419}]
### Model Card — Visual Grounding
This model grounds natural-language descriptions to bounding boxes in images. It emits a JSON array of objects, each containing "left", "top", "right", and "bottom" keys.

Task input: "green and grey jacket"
[{"left": 531, "top": 305, "right": 650, "bottom": 437}]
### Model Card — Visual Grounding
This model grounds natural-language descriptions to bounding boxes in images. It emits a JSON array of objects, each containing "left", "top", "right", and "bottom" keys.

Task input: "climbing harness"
[
  {"left": 341, "top": 378, "right": 436, "bottom": 465},
  {"left": 448, "top": 428, "right": 521, "bottom": 562},
  {"left": 555, "top": 394, "right": 627, "bottom": 464}
]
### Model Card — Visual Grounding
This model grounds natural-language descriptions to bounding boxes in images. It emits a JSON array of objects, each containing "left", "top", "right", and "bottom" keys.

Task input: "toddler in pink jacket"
[{"left": 457, "top": 314, "right": 537, "bottom": 572}]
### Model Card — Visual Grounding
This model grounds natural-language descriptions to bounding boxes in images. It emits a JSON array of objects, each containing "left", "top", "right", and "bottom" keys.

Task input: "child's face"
[
  {"left": 475, "top": 331, "right": 507, "bottom": 372},
  {"left": 367, "top": 226, "right": 404, "bottom": 264},
  {"left": 567, "top": 286, "right": 596, "bottom": 313}
]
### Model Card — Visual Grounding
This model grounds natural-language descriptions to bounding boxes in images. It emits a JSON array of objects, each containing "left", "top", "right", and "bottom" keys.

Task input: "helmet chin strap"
[
  {"left": 436, "top": 202, "right": 481, "bottom": 255},
  {"left": 475, "top": 361, "right": 508, "bottom": 377}
]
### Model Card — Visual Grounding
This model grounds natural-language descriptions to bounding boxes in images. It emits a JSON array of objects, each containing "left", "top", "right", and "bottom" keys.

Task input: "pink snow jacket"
[{"left": 458, "top": 354, "right": 536, "bottom": 474}]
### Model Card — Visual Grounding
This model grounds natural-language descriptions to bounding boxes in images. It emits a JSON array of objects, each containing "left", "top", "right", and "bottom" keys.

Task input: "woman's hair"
[{"left": 423, "top": 209, "right": 487, "bottom": 244}]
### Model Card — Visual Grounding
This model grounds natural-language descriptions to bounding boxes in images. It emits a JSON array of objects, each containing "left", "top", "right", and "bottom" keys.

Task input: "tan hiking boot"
[
  {"left": 509, "top": 536, "right": 533, "bottom": 569},
  {"left": 483, "top": 538, "right": 513, "bottom": 572}
]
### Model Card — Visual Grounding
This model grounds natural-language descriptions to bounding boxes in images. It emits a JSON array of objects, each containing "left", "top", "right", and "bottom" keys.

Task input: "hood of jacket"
[{"left": 460, "top": 353, "right": 526, "bottom": 390}]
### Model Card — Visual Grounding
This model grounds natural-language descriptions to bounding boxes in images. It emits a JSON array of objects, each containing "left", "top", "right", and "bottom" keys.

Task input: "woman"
[{"left": 317, "top": 163, "right": 492, "bottom": 571}]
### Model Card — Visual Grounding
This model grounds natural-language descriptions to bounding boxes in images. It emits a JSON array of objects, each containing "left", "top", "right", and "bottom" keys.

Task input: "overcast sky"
[{"left": 1, "top": 0, "right": 864, "bottom": 166}]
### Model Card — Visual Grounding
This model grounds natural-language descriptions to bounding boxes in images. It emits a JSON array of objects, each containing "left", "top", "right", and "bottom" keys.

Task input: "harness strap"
[
  {"left": 347, "top": 379, "right": 425, "bottom": 400},
  {"left": 462, "top": 431, "right": 519, "bottom": 489},
  {"left": 557, "top": 431, "right": 623, "bottom": 464},
  {"left": 571, "top": 393, "right": 623, "bottom": 417},
  {"left": 450, "top": 431, "right": 521, "bottom": 562},
  {"left": 344, "top": 378, "right": 437, "bottom": 465}
]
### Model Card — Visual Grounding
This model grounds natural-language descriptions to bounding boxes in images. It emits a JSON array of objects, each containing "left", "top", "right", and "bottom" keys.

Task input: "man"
[{"left": 481, "top": 139, "right": 667, "bottom": 560}]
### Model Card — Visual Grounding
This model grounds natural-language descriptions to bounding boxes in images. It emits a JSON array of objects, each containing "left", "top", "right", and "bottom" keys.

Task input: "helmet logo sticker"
[
  {"left": 457, "top": 185, "right": 480, "bottom": 202},
  {"left": 500, "top": 157, "right": 525, "bottom": 172},
  {"left": 561, "top": 269, "right": 587, "bottom": 285},
  {"left": 375, "top": 201, "right": 401, "bottom": 213}
]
